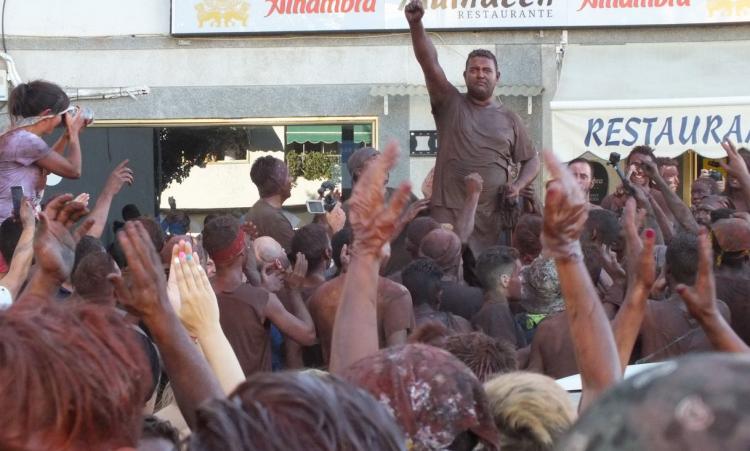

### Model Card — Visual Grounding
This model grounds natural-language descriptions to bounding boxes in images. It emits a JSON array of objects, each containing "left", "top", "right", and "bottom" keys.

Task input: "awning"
[
  {"left": 286, "top": 124, "right": 372, "bottom": 144},
  {"left": 551, "top": 41, "right": 750, "bottom": 162},
  {"left": 369, "top": 84, "right": 543, "bottom": 97}
]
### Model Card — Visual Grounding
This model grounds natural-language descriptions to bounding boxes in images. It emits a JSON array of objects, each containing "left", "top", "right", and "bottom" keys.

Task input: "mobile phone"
[
  {"left": 707, "top": 161, "right": 721, "bottom": 168},
  {"left": 306, "top": 199, "right": 326, "bottom": 215},
  {"left": 11, "top": 186, "right": 23, "bottom": 218}
]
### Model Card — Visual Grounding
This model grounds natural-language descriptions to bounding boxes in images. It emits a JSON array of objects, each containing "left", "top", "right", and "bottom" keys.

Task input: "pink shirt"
[{"left": 0, "top": 129, "right": 51, "bottom": 224}]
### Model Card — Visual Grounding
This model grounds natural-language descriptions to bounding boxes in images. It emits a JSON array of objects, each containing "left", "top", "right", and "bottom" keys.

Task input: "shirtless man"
[
  {"left": 246, "top": 156, "right": 295, "bottom": 251},
  {"left": 307, "top": 227, "right": 415, "bottom": 365},
  {"left": 202, "top": 215, "right": 316, "bottom": 376},
  {"left": 636, "top": 232, "right": 730, "bottom": 363},
  {"left": 405, "top": 0, "right": 539, "bottom": 254},
  {"left": 472, "top": 246, "right": 526, "bottom": 348},
  {"left": 601, "top": 146, "right": 670, "bottom": 223}
]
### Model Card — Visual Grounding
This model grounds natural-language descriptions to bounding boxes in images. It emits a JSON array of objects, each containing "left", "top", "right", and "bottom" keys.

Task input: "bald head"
[
  {"left": 254, "top": 236, "right": 289, "bottom": 269},
  {"left": 419, "top": 228, "right": 462, "bottom": 276}
]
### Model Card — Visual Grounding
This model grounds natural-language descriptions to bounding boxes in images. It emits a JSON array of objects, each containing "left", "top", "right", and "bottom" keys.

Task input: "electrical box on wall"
[{"left": 0, "top": 70, "right": 8, "bottom": 101}]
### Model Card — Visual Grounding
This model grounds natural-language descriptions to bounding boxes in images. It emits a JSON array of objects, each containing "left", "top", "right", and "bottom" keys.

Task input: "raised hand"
[
  {"left": 34, "top": 194, "right": 93, "bottom": 283},
  {"left": 324, "top": 203, "right": 347, "bottom": 235},
  {"left": 541, "top": 151, "right": 588, "bottom": 260},
  {"left": 404, "top": 0, "right": 425, "bottom": 24},
  {"left": 109, "top": 221, "right": 170, "bottom": 321},
  {"left": 173, "top": 240, "right": 221, "bottom": 338},
  {"left": 464, "top": 172, "right": 484, "bottom": 195},
  {"left": 720, "top": 139, "right": 750, "bottom": 181},
  {"left": 260, "top": 261, "right": 285, "bottom": 293},
  {"left": 348, "top": 141, "right": 412, "bottom": 258},
  {"left": 64, "top": 107, "right": 86, "bottom": 138},
  {"left": 675, "top": 228, "right": 718, "bottom": 321},
  {"left": 285, "top": 252, "right": 308, "bottom": 291},
  {"left": 398, "top": 198, "right": 430, "bottom": 229},
  {"left": 103, "top": 160, "right": 134, "bottom": 195},
  {"left": 241, "top": 219, "right": 260, "bottom": 240},
  {"left": 19, "top": 198, "right": 35, "bottom": 230}
]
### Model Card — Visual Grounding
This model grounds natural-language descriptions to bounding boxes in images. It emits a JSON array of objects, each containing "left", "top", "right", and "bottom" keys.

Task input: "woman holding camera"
[{"left": 0, "top": 80, "right": 87, "bottom": 225}]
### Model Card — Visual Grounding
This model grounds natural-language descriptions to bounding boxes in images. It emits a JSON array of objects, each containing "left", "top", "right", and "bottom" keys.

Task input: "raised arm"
[
  {"left": 264, "top": 253, "right": 316, "bottom": 346},
  {"left": 173, "top": 240, "right": 245, "bottom": 394},
  {"left": 611, "top": 198, "right": 656, "bottom": 371},
  {"left": 676, "top": 228, "right": 750, "bottom": 353},
  {"left": 642, "top": 159, "right": 697, "bottom": 234},
  {"left": 720, "top": 139, "right": 750, "bottom": 211},
  {"left": 85, "top": 160, "right": 134, "bottom": 238},
  {"left": 19, "top": 195, "right": 93, "bottom": 301},
  {"left": 110, "top": 221, "right": 223, "bottom": 428},
  {"left": 0, "top": 200, "right": 35, "bottom": 301},
  {"left": 330, "top": 142, "right": 412, "bottom": 374},
  {"left": 455, "top": 173, "right": 482, "bottom": 244},
  {"left": 542, "top": 151, "right": 621, "bottom": 412},
  {"left": 36, "top": 109, "right": 86, "bottom": 179},
  {"left": 405, "top": 0, "right": 455, "bottom": 105}
]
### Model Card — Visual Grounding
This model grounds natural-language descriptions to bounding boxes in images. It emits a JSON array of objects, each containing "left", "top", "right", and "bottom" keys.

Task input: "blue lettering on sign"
[
  {"left": 585, "top": 118, "right": 604, "bottom": 146},
  {"left": 581, "top": 114, "right": 749, "bottom": 149},
  {"left": 623, "top": 118, "right": 641, "bottom": 146},
  {"left": 605, "top": 118, "right": 623, "bottom": 146}
]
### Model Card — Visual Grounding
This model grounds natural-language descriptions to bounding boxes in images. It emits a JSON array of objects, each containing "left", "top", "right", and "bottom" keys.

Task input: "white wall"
[{"left": 10, "top": 44, "right": 485, "bottom": 89}]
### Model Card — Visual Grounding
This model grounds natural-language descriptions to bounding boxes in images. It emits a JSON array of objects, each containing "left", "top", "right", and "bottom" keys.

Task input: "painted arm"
[
  {"left": 676, "top": 228, "right": 750, "bottom": 353},
  {"left": 642, "top": 160, "right": 698, "bottom": 234},
  {"left": 109, "top": 221, "right": 223, "bottom": 428},
  {"left": 611, "top": 198, "right": 656, "bottom": 371},
  {"left": 513, "top": 154, "right": 541, "bottom": 193},
  {"left": 455, "top": 173, "right": 482, "bottom": 244},
  {"left": 0, "top": 200, "right": 35, "bottom": 300},
  {"left": 405, "top": 0, "right": 455, "bottom": 105},
  {"left": 720, "top": 139, "right": 750, "bottom": 212},
  {"left": 542, "top": 151, "right": 620, "bottom": 412},
  {"left": 85, "top": 160, "right": 134, "bottom": 238},
  {"left": 19, "top": 195, "right": 93, "bottom": 301},
  {"left": 330, "top": 142, "right": 412, "bottom": 374}
]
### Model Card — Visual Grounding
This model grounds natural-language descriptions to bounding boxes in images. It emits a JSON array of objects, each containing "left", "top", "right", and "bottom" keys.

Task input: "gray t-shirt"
[{"left": 0, "top": 129, "right": 51, "bottom": 223}]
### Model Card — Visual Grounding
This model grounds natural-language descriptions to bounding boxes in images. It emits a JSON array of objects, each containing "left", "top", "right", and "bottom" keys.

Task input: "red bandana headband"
[{"left": 210, "top": 229, "right": 246, "bottom": 265}]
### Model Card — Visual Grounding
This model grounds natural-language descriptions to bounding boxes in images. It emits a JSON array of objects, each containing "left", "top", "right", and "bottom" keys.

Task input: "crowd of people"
[{"left": 2, "top": 1, "right": 750, "bottom": 450}]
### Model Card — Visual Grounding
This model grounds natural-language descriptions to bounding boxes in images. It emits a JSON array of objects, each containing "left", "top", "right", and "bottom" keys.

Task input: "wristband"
[{"left": 541, "top": 235, "right": 583, "bottom": 262}]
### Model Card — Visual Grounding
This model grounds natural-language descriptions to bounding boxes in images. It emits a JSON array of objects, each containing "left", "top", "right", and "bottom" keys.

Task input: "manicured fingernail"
[
  {"left": 179, "top": 252, "right": 186, "bottom": 260},
  {"left": 186, "top": 253, "right": 192, "bottom": 261},
  {"left": 174, "top": 257, "right": 180, "bottom": 265},
  {"left": 645, "top": 229, "right": 655, "bottom": 239}
]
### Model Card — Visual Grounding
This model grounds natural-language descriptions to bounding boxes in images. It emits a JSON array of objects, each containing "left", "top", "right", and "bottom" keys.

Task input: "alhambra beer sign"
[{"left": 171, "top": 0, "right": 750, "bottom": 34}]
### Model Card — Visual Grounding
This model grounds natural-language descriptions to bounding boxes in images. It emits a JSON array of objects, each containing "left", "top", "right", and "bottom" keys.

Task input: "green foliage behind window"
[{"left": 286, "top": 151, "right": 340, "bottom": 182}]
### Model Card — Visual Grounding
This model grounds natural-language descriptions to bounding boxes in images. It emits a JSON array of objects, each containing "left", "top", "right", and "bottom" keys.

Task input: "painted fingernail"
[
  {"left": 174, "top": 257, "right": 180, "bottom": 265},
  {"left": 186, "top": 253, "right": 192, "bottom": 261},
  {"left": 179, "top": 252, "right": 186, "bottom": 260},
  {"left": 645, "top": 229, "right": 655, "bottom": 239}
]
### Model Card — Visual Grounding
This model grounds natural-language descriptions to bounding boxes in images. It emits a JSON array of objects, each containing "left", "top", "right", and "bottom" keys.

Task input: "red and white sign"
[{"left": 171, "top": 0, "right": 750, "bottom": 34}]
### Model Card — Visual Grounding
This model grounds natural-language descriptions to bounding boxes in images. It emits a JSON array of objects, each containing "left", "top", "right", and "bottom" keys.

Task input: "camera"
[
  {"left": 62, "top": 106, "right": 95, "bottom": 126},
  {"left": 708, "top": 170, "right": 723, "bottom": 182},
  {"left": 317, "top": 180, "right": 337, "bottom": 213},
  {"left": 607, "top": 152, "right": 635, "bottom": 195}
]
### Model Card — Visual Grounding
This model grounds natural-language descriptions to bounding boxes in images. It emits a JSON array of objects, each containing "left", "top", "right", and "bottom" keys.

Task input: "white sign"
[
  {"left": 171, "top": 0, "right": 750, "bottom": 34},
  {"left": 551, "top": 99, "right": 750, "bottom": 161}
]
